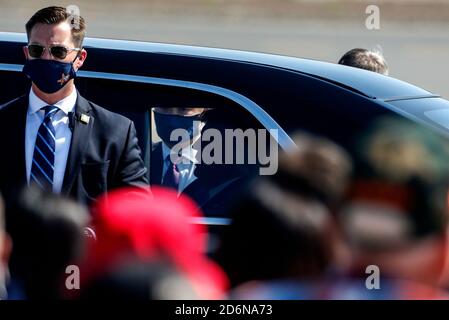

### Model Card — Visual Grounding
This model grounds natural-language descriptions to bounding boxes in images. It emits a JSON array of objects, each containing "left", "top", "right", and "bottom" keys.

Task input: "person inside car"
[
  {"left": 151, "top": 107, "right": 246, "bottom": 216},
  {"left": 151, "top": 107, "right": 207, "bottom": 194},
  {"left": 0, "top": 6, "right": 148, "bottom": 206}
]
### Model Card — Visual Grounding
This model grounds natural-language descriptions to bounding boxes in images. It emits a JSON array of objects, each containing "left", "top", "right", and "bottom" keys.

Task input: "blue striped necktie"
[{"left": 30, "top": 105, "right": 59, "bottom": 191}]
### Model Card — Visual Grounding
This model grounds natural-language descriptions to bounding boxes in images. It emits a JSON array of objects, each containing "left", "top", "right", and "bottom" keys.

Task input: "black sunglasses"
[{"left": 27, "top": 44, "right": 81, "bottom": 60}]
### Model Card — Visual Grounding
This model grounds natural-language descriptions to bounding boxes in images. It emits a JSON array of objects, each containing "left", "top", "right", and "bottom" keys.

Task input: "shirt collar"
[
  {"left": 162, "top": 137, "right": 199, "bottom": 164},
  {"left": 28, "top": 87, "right": 77, "bottom": 116}
]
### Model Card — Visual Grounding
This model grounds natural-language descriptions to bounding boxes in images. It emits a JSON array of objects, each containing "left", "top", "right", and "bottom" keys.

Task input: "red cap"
[{"left": 82, "top": 186, "right": 229, "bottom": 299}]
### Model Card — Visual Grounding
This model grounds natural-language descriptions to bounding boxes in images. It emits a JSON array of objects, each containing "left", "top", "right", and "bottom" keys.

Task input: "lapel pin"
[{"left": 80, "top": 114, "right": 90, "bottom": 124}]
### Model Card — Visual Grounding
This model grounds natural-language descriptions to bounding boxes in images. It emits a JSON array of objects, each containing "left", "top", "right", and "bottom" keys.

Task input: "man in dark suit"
[
  {"left": 150, "top": 107, "right": 245, "bottom": 216},
  {"left": 0, "top": 6, "right": 148, "bottom": 205}
]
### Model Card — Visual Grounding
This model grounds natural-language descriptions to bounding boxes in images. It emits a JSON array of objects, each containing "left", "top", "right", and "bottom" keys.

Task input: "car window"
[
  {"left": 75, "top": 76, "right": 279, "bottom": 217},
  {"left": 148, "top": 105, "right": 279, "bottom": 216}
]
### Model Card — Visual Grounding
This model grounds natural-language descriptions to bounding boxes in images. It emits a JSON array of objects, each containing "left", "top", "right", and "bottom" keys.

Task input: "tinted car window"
[
  {"left": 75, "top": 77, "right": 279, "bottom": 216},
  {"left": 149, "top": 107, "right": 278, "bottom": 217}
]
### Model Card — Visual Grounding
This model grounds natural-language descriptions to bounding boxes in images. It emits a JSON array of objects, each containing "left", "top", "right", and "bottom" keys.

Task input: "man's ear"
[
  {"left": 73, "top": 48, "right": 87, "bottom": 71},
  {"left": 23, "top": 46, "right": 29, "bottom": 60}
]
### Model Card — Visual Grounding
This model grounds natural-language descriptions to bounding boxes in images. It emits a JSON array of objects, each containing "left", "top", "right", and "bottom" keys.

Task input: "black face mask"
[
  {"left": 154, "top": 111, "right": 203, "bottom": 147},
  {"left": 22, "top": 58, "right": 77, "bottom": 94}
]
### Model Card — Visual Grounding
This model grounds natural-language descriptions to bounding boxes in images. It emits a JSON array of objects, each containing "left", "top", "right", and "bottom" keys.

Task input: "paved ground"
[{"left": 1, "top": 0, "right": 449, "bottom": 98}]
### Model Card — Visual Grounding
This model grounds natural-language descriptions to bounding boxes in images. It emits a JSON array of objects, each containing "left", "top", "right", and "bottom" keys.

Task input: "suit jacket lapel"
[{"left": 61, "top": 93, "right": 94, "bottom": 195}]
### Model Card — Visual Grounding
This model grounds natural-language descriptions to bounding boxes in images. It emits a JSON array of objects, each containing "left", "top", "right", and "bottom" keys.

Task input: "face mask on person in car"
[
  {"left": 22, "top": 58, "right": 77, "bottom": 94},
  {"left": 154, "top": 111, "right": 204, "bottom": 148}
]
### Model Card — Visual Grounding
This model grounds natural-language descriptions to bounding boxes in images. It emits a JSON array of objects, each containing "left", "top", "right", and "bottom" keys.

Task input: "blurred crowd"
[{"left": 2, "top": 113, "right": 449, "bottom": 300}]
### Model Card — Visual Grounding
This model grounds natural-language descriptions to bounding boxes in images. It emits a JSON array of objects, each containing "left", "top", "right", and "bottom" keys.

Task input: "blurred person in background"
[
  {"left": 0, "top": 195, "right": 12, "bottom": 300},
  {"left": 6, "top": 186, "right": 89, "bottom": 299},
  {"left": 80, "top": 260, "right": 200, "bottom": 300},
  {"left": 79, "top": 186, "right": 228, "bottom": 299},
  {"left": 215, "top": 132, "right": 352, "bottom": 298},
  {"left": 334, "top": 116, "right": 449, "bottom": 299},
  {"left": 338, "top": 48, "right": 389, "bottom": 75}
]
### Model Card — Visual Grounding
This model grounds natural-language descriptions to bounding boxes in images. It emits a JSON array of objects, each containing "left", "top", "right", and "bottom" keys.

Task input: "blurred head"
[
  {"left": 276, "top": 132, "right": 353, "bottom": 211},
  {"left": 216, "top": 132, "right": 352, "bottom": 287},
  {"left": 82, "top": 187, "right": 228, "bottom": 299},
  {"left": 339, "top": 116, "right": 449, "bottom": 285},
  {"left": 338, "top": 48, "right": 389, "bottom": 75},
  {"left": 7, "top": 187, "right": 89, "bottom": 299}
]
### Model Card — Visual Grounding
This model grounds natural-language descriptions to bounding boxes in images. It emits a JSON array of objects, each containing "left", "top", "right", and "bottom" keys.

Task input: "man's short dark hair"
[
  {"left": 338, "top": 48, "right": 389, "bottom": 75},
  {"left": 25, "top": 6, "right": 86, "bottom": 47}
]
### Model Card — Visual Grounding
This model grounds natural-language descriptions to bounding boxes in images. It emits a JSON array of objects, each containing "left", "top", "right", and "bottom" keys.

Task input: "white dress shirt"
[
  {"left": 161, "top": 140, "right": 199, "bottom": 194},
  {"left": 25, "top": 88, "right": 76, "bottom": 193}
]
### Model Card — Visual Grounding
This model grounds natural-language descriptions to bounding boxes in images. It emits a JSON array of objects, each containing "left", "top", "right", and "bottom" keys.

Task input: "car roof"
[{"left": 0, "top": 31, "right": 436, "bottom": 101}]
